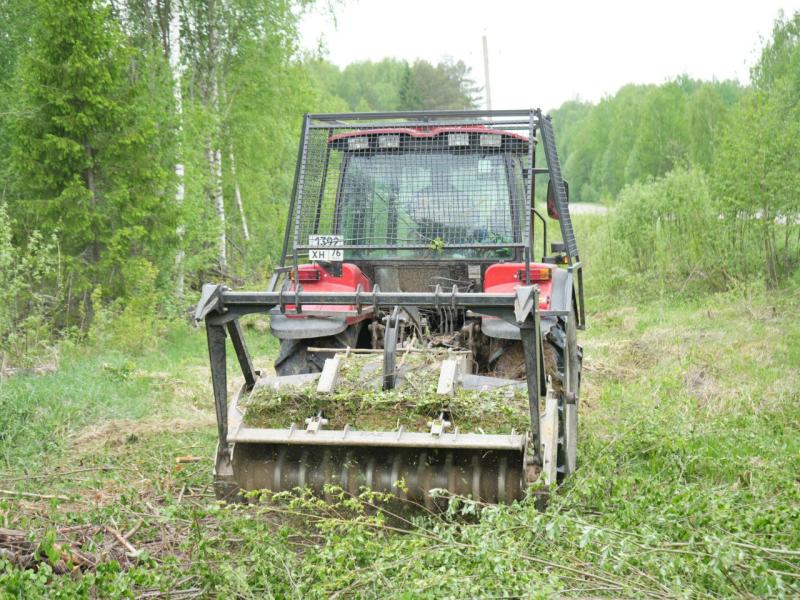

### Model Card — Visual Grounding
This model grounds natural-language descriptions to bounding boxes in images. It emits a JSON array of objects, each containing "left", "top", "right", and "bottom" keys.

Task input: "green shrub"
[
  {"left": 89, "top": 259, "right": 169, "bottom": 355},
  {"left": 711, "top": 87, "right": 800, "bottom": 286},
  {"left": 711, "top": 13, "right": 800, "bottom": 286},
  {"left": 0, "top": 203, "right": 60, "bottom": 368},
  {"left": 597, "top": 167, "right": 728, "bottom": 298}
]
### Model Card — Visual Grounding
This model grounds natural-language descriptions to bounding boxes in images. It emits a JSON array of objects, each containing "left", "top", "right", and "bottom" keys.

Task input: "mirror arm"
[{"left": 531, "top": 207, "right": 547, "bottom": 261}]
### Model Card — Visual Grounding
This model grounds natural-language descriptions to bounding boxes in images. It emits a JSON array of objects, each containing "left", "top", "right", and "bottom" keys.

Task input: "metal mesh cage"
[{"left": 286, "top": 111, "right": 538, "bottom": 264}]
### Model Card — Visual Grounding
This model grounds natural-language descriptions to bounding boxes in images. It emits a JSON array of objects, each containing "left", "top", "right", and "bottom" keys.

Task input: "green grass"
[
  {"left": 1, "top": 323, "right": 202, "bottom": 473},
  {"left": 1, "top": 287, "right": 799, "bottom": 597},
  {"left": 0, "top": 317, "right": 278, "bottom": 474}
]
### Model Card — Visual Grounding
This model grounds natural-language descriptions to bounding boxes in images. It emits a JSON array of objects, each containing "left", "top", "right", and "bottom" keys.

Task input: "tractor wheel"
[
  {"left": 556, "top": 309, "right": 582, "bottom": 480},
  {"left": 274, "top": 325, "right": 362, "bottom": 376},
  {"left": 544, "top": 310, "right": 581, "bottom": 482}
]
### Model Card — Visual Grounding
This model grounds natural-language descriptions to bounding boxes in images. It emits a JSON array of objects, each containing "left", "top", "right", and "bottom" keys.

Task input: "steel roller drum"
[{"left": 231, "top": 441, "right": 527, "bottom": 508}]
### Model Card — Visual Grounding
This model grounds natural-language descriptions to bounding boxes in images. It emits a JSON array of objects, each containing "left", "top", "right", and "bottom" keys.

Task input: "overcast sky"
[{"left": 300, "top": 0, "right": 800, "bottom": 111}]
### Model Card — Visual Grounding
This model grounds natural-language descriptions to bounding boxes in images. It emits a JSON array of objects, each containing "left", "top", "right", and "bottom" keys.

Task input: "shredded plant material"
[{"left": 242, "top": 351, "right": 531, "bottom": 433}]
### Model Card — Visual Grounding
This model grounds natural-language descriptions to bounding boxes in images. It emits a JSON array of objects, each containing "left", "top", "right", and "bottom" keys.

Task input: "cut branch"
[
  {"left": 0, "top": 489, "right": 70, "bottom": 501},
  {"left": 106, "top": 525, "right": 139, "bottom": 557}
]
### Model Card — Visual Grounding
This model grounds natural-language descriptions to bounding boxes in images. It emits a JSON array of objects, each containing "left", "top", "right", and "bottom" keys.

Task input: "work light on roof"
[
  {"left": 448, "top": 133, "right": 470, "bottom": 147},
  {"left": 378, "top": 135, "right": 400, "bottom": 149},
  {"left": 347, "top": 137, "right": 369, "bottom": 150},
  {"left": 479, "top": 134, "right": 502, "bottom": 147}
]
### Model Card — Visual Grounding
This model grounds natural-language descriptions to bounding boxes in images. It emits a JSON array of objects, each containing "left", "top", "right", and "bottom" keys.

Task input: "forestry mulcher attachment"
[{"left": 196, "top": 109, "right": 585, "bottom": 508}]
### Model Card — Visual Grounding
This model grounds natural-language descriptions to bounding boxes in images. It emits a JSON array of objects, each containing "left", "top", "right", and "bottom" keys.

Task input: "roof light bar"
[{"left": 378, "top": 135, "right": 400, "bottom": 148}]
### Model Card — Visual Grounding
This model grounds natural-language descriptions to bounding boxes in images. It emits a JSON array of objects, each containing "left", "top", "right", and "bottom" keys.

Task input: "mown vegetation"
[
  {"left": 243, "top": 351, "right": 530, "bottom": 432},
  {"left": 1, "top": 231, "right": 798, "bottom": 597},
  {"left": 1, "top": 1, "right": 800, "bottom": 597}
]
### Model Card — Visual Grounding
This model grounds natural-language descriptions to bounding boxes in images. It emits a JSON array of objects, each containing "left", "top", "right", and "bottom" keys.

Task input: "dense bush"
[
  {"left": 590, "top": 166, "right": 799, "bottom": 299},
  {"left": 711, "top": 15, "right": 800, "bottom": 286},
  {"left": 0, "top": 203, "right": 61, "bottom": 368},
  {"left": 591, "top": 12, "right": 800, "bottom": 297},
  {"left": 593, "top": 168, "right": 726, "bottom": 297}
]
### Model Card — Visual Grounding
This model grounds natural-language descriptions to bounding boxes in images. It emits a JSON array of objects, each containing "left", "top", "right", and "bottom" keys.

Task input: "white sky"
[{"left": 300, "top": 0, "right": 800, "bottom": 111}]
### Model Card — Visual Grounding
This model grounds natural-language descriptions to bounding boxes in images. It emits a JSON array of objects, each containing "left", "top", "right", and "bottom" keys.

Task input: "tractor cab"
[
  {"left": 326, "top": 126, "right": 529, "bottom": 263},
  {"left": 276, "top": 111, "right": 582, "bottom": 325},
  {"left": 327, "top": 127, "right": 528, "bottom": 260},
  {"left": 286, "top": 123, "right": 547, "bottom": 303}
]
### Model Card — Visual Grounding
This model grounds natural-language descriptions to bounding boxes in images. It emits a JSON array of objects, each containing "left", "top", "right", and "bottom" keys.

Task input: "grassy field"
[{"left": 1, "top": 283, "right": 799, "bottom": 598}]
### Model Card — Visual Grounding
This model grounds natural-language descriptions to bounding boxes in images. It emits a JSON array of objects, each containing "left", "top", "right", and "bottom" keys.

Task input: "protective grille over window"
[{"left": 290, "top": 113, "right": 536, "bottom": 262}]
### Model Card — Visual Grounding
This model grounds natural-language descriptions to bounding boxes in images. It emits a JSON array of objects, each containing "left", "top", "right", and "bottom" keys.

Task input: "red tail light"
[{"left": 297, "top": 267, "right": 322, "bottom": 282}]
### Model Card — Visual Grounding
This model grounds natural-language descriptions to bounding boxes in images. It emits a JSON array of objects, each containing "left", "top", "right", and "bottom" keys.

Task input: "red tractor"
[{"left": 196, "top": 109, "right": 584, "bottom": 507}]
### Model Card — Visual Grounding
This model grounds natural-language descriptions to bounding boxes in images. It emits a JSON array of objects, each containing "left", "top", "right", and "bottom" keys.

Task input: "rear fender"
[
  {"left": 481, "top": 265, "right": 572, "bottom": 340},
  {"left": 270, "top": 314, "right": 348, "bottom": 339},
  {"left": 271, "top": 263, "right": 372, "bottom": 341}
]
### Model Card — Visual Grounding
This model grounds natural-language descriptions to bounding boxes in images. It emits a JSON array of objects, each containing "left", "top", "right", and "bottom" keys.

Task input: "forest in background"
[
  {"left": 551, "top": 77, "right": 743, "bottom": 202},
  {"left": 1, "top": 0, "right": 799, "bottom": 370},
  {"left": 1, "top": 4, "right": 799, "bottom": 596},
  {"left": 0, "top": 0, "right": 481, "bottom": 367}
]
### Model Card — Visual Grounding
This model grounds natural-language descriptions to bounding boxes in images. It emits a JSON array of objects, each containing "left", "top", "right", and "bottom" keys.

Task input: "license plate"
[{"left": 308, "top": 235, "right": 343, "bottom": 262}]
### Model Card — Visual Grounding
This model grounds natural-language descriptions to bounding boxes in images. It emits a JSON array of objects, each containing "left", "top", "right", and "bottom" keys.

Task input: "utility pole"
[{"left": 482, "top": 34, "right": 492, "bottom": 111}]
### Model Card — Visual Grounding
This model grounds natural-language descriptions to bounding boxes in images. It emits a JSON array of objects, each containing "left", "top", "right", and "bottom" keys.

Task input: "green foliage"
[
  {"left": 3, "top": 7, "right": 800, "bottom": 596},
  {"left": 88, "top": 259, "right": 168, "bottom": 355},
  {"left": 315, "top": 57, "right": 408, "bottom": 111},
  {"left": 428, "top": 237, "right": 445, "bottom": 251},
  {"left": 312, "top": 57, "right": 481, "bottom": 112},
  {"left": 222, "top": 39, "right": 316, "bottom": 275},
  {"left": 711, "top": 12, "right": 800, "bottom": 286},
  {"left": 562, "top": 11, "right": 800, "bottom": 289},
  {"left": 0, "top": 0, "right": 34, "bottom": 182},
  {"left": 598, "top": 168, "right": 727, "bottom": 297},
  {"left": 624, "top": 81, "right": 689, "bottom": 182},
  {"left": 1, "top": 285, "right": 799, "bottom": 597},
  {"left": 0, "top": 0, "right": 320, "bottom": 339},
  {"left": 6, "top": 0, "right": 177, "bottom": 310},
  {"left": 400, "top": 58, "right": 482, "bottom": 109},
  {"left": 151, "top": 0, "right": 316, "bottom": 281},
  {"left": 244, "top": 351, "right": 529, "bottom": 432},
  {"left": 553, "top": 78, "right": 742, "bottom": 202},
  {"left": 0, "top": 203, "right": 60, "bottom": 368}
]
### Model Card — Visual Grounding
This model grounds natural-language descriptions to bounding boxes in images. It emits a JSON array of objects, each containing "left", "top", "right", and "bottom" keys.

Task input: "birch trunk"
[
  {"left": 169, "top": 0, "right": 186, "bottom": 297},
  {"left": 209, "top": 145, "right": 226, "bottom": 269},
  {"left": 229, "top": 149, "right": 249, "bottom": 242},
  {"left": 207, "top": 0, "right": 226, "bottom": 271}
]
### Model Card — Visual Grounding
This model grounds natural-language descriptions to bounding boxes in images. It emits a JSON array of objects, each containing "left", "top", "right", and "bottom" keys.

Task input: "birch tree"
[{"left": 169, "top": 0, "right": 187, "bottom": 296}]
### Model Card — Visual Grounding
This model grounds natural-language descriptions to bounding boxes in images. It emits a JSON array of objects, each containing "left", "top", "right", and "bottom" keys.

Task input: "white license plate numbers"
[{"left": 308, "top": 235, "right": 343, "bottom": 262}]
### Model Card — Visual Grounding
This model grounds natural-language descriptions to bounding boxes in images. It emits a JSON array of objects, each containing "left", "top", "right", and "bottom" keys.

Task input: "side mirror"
[{"left": 546, "top": 179, "right": 569, "bottom": 220}]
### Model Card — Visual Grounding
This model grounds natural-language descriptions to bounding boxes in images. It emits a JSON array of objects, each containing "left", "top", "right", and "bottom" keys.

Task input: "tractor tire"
[
  {"left": 485, "top": 314, "right": 582, "bottom": 482},
  {"left": 551, "top": 310, "right": 582, "bottom": 481},
  {"left": 274, "top": 324, "right": 362, "bottom": 376}
]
